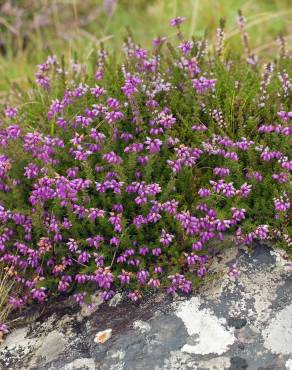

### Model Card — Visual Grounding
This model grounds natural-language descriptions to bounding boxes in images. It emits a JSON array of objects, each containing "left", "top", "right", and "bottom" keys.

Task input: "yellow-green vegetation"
[{"left": 0, "top": 0, "right": 291, "bottom": 92}]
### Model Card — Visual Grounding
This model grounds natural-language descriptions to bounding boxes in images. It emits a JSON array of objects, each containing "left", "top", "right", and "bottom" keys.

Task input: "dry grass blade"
[
  {"left": 0, "top": 15, "right": 19, "bottom": 35},
  {"left": 226, "top": 10, "right": 292, "bottom": 39},
  {"left": 0, "top": 264, "right": 14, "bottom": 325},
  {"left": 188, "top": 0, "right": 199, "bottom": 39},
  {"left": 252, "top": 34, "right": 292, "bottom": 54}
]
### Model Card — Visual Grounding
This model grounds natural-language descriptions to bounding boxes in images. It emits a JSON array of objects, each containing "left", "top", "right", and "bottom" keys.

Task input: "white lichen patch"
[
  {"left": 161, "top": 350, "right": 197, "bottom": 370},
  {"left": 110, "top": 349, "right": 125, "bottom": 360},
  {"left": 2, "top": 327, "right": 29, "bottom": 348},
  {"left": 1, "top": 311, "right": 76, "bottom": 368},
  {"left": 263, "top": 302, "right": 292, "bottom": 355},
  {"left": 270, "top": 249, "right": 292, "bottom": 271},
  {"left": 109, "top": 293, "right": 122, "bottom": 307},
  {"left": 0, "top": 327, "right": 38, "bottom": 365},
  {"left": 107, "top": 349, "right": 126, "bottom": 370},
  {"left": 162, "top": 350, "right": 231, "bottom": 370},
  {"left": 32, "top": 330, "right": 67, "bottom": 363},
  {"left": 196, "top": 357, "right": 231, "bottom": 370},
  {"left": 133, "top": 320, "right": 151, "bottom": 333},
  {"left": 286, "top": 359, "right": 292, "bottom": 370},
  {"left": 62, "top": 357, "right": 96, "bottom": 370},
  {"left": 175, "top": 297, "right": 235, "bottom": 355}
]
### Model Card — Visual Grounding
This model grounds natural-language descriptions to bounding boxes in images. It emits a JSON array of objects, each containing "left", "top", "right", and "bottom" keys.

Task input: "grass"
[
  {"left": 0, "top": 0, "right": 291, "bottom": 92},
  {"left": 0, "top": 265, "right": 14, "bottom": 333}
]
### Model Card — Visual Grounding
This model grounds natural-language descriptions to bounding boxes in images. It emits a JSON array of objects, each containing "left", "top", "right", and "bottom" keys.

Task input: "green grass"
[{"left": 0, "top": 0, "right": 291, "bottom": 92}]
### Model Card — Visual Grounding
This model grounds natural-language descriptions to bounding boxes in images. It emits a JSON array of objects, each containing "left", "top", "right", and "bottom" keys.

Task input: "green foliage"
[{"left": 0, "top": 12, "right": 291, "bottom": 309}]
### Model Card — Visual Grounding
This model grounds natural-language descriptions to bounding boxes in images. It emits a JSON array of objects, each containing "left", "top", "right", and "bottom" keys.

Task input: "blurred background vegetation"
[{"left": 0, "top": 0, "right": 291, "bottom": 92}]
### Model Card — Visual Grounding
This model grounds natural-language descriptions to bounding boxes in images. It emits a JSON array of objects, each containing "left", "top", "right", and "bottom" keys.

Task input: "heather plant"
[{"left": 0, "top": 15, "right": 291, "bottom": 337}]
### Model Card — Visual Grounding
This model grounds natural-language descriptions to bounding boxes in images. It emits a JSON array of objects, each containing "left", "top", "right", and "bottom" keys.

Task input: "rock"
[
  {"left": 229, "top": 356, "right": 248, "bottom": 369},
  {"left": 132, "top": 320, "right": 151, "bottom": 333},
  {"left": 175, "top": 297, "right": 235, "bottom": 355},
  {"left": 32, "top": 330, "right": 66, "bottom": 363},
  {"left": 0, "top": 243, "right": 292, "bottom": 369},
  {"left": 262, "top": 302, "right": 292, "bottom": 355},
  {"left": 227, "top": 317, "right": 247, "bottom": 329},
  {"left": 62, "top": 357, "right": 95, "bottom": 370}
]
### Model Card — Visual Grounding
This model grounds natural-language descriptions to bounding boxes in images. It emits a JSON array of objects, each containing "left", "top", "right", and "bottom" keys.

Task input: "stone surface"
[{"left": 0, "top": 243, "right": 292, "bottom": 370}]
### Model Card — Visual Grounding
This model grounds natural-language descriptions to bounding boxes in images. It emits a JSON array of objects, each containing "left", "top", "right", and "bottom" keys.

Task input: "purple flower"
[
  {"left": 192, "top": 241, "right": 203, "bottom": 251},
  {"left": 272, "top": 172, "right": 288, "bottom": 183},
  {"left": 197, "top": 266, "right": 207, "bottom": 278},
  {"left": 119, "top": 271, "right": 131, "bottom": 285},
  {"left": 192, "top": 124, "right": 207, "bottom": 132},
  {"left": 144, "top": 137, "right": 162, "bottom": 154},
  {"left": 178, "top": 41, "right": 194, "bottom": 55},
  {"left": 246, "top": 171, "right": 263, "bottom": 182},
  {"left": 137, "top": 270, "right": 149, "bottom": 284},
  {"left": 198, "top": 188, "right": 211, "bottom": 197},
  {"left": 167, "top": 274, "right": 192, "bottom": 294},
  {"left": 67, "top": 239, "right": 79, "bottom": 253},
  {"left": 170, "top": 16, "right": 186, "bottom": 27},
  {"left": 88, "top": 208, "right": 105, "bottom": 221},
  {"left": 231, "top": 208, "right": 246, "bottom": 222},
  {"left": 5, "top": 106, "right": 18, "bottom": 118},
  {"left": 281, "top": 161, "right": 292, "bottom": 171},
  {"left": 31, "top": 288, "right": 47, "bottom": 302},
  {"left": 100, "top": 290, "right": 115, "bottom": 301},
  {"left": 103, "top": 151, "right": 123, "bottom": 165},
  {"left": 193, "top": 77, "right": 216, "bottom": 94},
  {"left": 274, "top": 196, "right": 290, "bottom": 212},
  {"left": 187, "top": 254, "right": 199, "bottom": 265},
  {"left": 73, "top": 292, "right": 87, "bottom": 305},
  {"left": 160, "top": 229, "right": 174, "bottom": 246},
  {"left": 78, "top": 251, "right": 90, "bottom": 264},
  {"left": 121, "top": 73, "right": 141, "bottom": 97},
  {"left": 127, "top": 291, "right": 142, "bottom": 301},
  {"left": 148, "top": 278, "right": 161, "bottom": 288},
  {"left": 213, "top": 167, "right": 230, "bottom": 177},
  {"left": 255, "top": 225, "right": 269, "bottom": 240},
  {"left": 90, "top": 85, "right": 106, "bottom": 97},
  {"left": 139, "top": 246, "right": 149, "bottom": 255},
  {"left": 110, "top": 237, "right": 120, "bottom": 246},
  {"left": 109, "top": 214, "right": 122, "bottom": 233},
  {"left": 87, "top": 235, "right": 104, "bottom": 248},
  {"left": 24, "top": 163, "right": 40, "bottom": 179},
  {"left": 238, "top": 183, "right": 252, "bottom": 198},
  {"left": 0, "top": 322, "right": 9, "bottom": 334},
  {"left": 152, "top": 37, "right": 167, "bottom": 47},
  {"left": 152, "top": 248, "right": 162, "bottom": 256}
]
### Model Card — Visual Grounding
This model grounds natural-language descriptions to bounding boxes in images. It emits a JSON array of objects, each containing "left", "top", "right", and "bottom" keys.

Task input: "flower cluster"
[{"left": 0, "top": 17, "right": 291, "bottom": 316}]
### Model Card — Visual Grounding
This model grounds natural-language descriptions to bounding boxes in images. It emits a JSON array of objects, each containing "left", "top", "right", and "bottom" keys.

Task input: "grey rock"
[
  {"left": 229, "top": 356, "right": 248, "bottom": 370},
  {"left": 227, "top": 317, "right": 247, "bottom": 329}
]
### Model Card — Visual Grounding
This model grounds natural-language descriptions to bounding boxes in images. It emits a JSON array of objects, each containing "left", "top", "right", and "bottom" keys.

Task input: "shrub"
[{"left": 0, "top": 16, "right": 291, "bottom": 318}]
